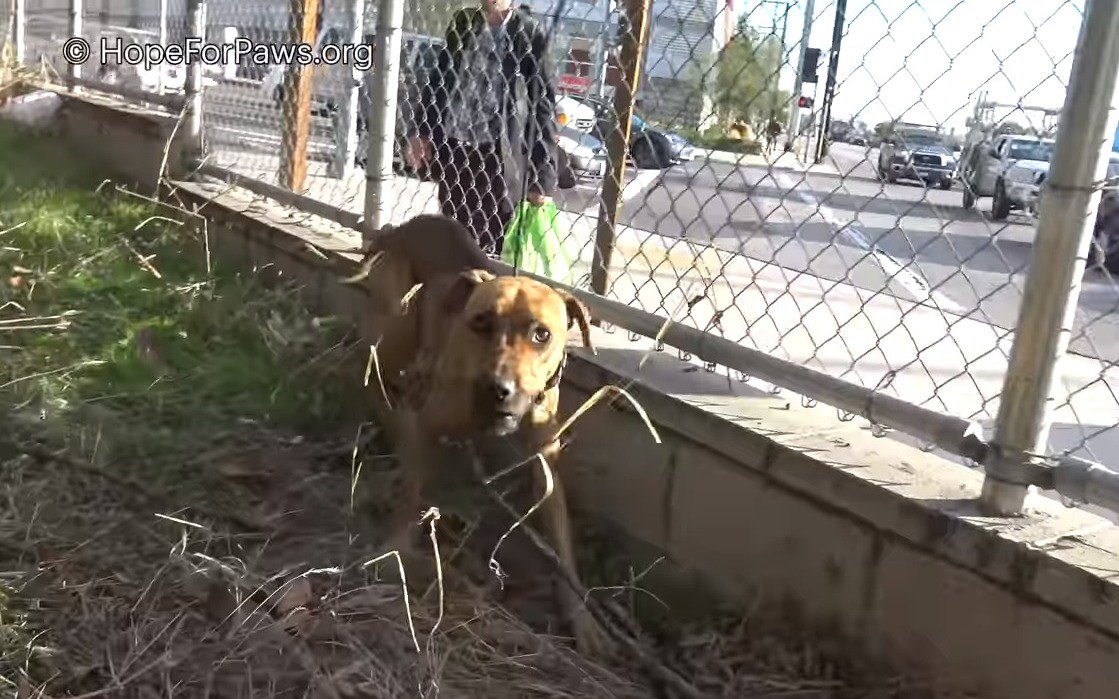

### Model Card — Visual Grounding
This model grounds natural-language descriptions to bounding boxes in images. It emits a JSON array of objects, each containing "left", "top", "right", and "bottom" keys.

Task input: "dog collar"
[{"left": 540, "top": 349, "right": 566, "bottom": 396}]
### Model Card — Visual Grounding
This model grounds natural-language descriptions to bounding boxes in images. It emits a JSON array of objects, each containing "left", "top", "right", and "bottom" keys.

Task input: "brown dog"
[{"left": 352, "top": 214, "right": 607, "bottom": 653}]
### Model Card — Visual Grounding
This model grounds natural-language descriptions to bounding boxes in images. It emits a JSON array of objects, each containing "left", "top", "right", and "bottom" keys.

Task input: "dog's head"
[{"left": 437, "top": 270, "right": 593, "bottom": 436}]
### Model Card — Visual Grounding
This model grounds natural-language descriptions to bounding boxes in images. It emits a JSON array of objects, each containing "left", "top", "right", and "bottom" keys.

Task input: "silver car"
[{"left": 556, "top": 125, "right": 608, "bottom": 180}]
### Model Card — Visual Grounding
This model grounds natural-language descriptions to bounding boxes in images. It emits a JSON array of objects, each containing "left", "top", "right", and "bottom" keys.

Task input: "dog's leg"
[
  {"left": 534, "top": 436, "right": 612, "bottom": 655},
  {"left": 384, "top": 407, "right": 431, "bottom": 551}
]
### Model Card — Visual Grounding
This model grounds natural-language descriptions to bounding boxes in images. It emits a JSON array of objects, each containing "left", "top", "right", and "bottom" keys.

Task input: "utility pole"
[
  {"left": 783, "top": 0, "right": 815, "bottom": 153},
  {"left": 590, "top": 0, "right": 652, "bottom": 298},
  {"left": 813, "top": 0, "right": 846, "bottom": 164},
  {"left": 279, "top": 0, "right": 320, "bottom": 192}
]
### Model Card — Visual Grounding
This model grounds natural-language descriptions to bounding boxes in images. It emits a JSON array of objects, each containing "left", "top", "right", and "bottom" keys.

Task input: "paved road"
[
  {"left": 200, "top": 81, "right": 1119, "bottom": 370},
  {"left": 200, "top": 83, "right": 1119, "bottom": 363},
  {"left": 554, "top": 144, "right": 1119, "bottom": 365}
]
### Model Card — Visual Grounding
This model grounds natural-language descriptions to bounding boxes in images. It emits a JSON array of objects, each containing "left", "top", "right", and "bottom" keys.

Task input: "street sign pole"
[{"left": 783, "top": 0, "right": 816, "bottom": 153}]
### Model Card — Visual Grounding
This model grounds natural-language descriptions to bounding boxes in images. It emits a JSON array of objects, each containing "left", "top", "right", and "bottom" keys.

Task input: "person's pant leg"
[
  {"left": 434, "top": 139, "right": 513, "bottom": 256},
  {"left": 436, "top": 139, "right": 468, "bottom": 224},
  {"left": 476, "top": 143, "right": 514, "bottom": 256}
]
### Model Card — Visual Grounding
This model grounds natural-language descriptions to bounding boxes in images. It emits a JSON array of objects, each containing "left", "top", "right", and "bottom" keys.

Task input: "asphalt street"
[
  {"left": 200, "top": 82, "right": 1119, "bottom": 367},
  {"left": 23, "top": 31, "right": 1119, "bottom": 370},
  {"left": 557, "top": 143, "right": 1119, "bottom": 365}
]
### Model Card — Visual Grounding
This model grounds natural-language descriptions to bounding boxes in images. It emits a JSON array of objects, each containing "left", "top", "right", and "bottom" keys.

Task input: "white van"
[
  {"left": 260, "top": 25, "right": 372, "bottom": 114},
  {"left": 260, "top": 27, "right": 439, "bottom": 116},
  {"left": 556, "top": 94, "right": 597, "bottom": 133}
]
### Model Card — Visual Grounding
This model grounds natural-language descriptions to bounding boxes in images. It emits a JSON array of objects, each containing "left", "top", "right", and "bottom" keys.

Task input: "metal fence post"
[
  {"left": 783, "top": 0, "right": 814, "bottom": 153},
  {"left": 157, "top": 0, "right": 168, "bottom": 94},
  {"left": 981, "top": 0, "right": 1119, "bottom": 516},
  {"left": 68, "top": 0, "right": 83, "bottom": 82},
  {"left": 279, "top": 0, "right": 320, "bottom": 193},
  {"left": 361, "top": 0, "right": 403, "bottom": 240},
  {"left": 184, "top": 0, "right": 206, "bottom": 166},
  {"left": 12, "top": 0, "right": 25, "bottom": 65},
  {"left": 328, "top": 0, "right": 367, "bottom": 180},
  {"left": 590, "top": 0, "right": 652, "bottom": 298}
]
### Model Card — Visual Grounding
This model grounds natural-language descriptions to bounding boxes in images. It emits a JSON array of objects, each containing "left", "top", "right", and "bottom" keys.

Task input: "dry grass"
[
  {"left": 0, "top": 118, "right": 936, "bottom": 698},
  {"left": 0, "top": 431, "right": 657, "bottom": 698},
  {"left": 0, "top": 38, "right": 46, "bottom": 106}
]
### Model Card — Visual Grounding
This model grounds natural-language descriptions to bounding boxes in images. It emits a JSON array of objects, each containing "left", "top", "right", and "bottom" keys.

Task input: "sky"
[{"left": 740, "top": 0, "right": 1086, "bottom": 134}]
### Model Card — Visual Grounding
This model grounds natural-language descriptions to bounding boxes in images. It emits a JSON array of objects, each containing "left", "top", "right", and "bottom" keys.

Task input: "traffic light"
[
  {"left": 798, "top": 95, "right": 813, "bottom": 109},
  {"left": 802, "top": 47, "right": 821, "bottom": 84}
]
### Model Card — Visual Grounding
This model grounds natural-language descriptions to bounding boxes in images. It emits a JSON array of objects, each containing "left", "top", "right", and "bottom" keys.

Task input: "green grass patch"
[
  {"left": 0, "top": 120, "right": 370, "bottom": 497},
  {"left": 0, "top": 118, "right": 378, "bottom": 686},
  {"left": 670, "top": 125, "right": 765, "bottom": 155}
]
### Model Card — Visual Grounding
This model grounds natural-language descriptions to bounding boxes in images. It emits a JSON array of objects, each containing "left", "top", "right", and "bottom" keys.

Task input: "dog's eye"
[
  {"left": 470, "top": 313, "right": 494, "bottom": 335},
  {"left": 532, "top": 327, "right": 551, "bottom": 344}
]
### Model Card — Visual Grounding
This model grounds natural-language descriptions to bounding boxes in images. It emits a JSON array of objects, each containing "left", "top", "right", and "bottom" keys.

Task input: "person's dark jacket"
[{"left": 415, "top": 6, "right": 559, "bottom": 197}]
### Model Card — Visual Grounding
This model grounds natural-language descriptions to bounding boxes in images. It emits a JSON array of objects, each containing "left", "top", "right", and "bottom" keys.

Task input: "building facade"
[{"left": 526, "top": 0, "right": 733, "bottom": 128}]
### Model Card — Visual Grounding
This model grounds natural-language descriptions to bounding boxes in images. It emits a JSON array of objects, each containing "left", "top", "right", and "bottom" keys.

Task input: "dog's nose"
[{"left": 490, "top": 377, "right": 516, "bottom": 404}]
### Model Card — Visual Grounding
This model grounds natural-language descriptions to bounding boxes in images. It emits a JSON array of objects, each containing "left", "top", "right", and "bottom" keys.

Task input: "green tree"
[
  {"left": 995, "top": 120, "right": 1028, "bottom": 136},
  {"left": 692, "top": 23, "right": 789, "bottom": 129}
]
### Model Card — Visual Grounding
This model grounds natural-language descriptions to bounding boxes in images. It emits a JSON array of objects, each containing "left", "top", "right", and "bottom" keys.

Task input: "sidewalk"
[
  {"left": 694, "top": 145, "right": 840, "bottom": 176},
  {"left": 210, "top": 152, "right": 1119, "bottom": 465}
]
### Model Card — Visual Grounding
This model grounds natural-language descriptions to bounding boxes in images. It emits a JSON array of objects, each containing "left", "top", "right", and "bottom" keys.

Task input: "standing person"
[
  {"left": 766, "top": 117, "right": 783, "bottom": 155},
  {"left": 405, "top": 0, "right": 560, "bottom": 255}
]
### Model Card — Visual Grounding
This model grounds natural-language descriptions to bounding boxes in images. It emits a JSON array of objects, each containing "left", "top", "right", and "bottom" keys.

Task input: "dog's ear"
[
  {"left": 442, "top": 269, "right": 495, "bottom": 317},
  {"left": 562, "top": 292, "right": 594, "bottom": 352}
]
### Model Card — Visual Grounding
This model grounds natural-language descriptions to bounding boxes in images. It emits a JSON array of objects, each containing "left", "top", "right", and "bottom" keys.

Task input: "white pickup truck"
[{"left": 958, "top": 134, "right": 1056, "bottom": 220}]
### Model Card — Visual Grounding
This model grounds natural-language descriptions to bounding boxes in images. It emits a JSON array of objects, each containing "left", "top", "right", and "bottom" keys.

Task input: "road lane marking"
[
  {"left": 578, "top": 167, "right": 662, "bottom": 219},
  {"left": 773, "top": 171, "right": 964, "bottom": 314}
]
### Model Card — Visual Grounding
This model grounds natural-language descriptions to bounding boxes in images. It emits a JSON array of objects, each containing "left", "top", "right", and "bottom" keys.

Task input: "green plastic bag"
[{"left": 501, "top": 200, "right": 576, "bottom": 286}]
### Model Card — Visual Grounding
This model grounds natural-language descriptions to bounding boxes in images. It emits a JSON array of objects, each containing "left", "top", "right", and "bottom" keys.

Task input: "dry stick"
[
  {"left": 361, "top": 549, "right": 422, "bottom": 654},
  {"left": 154, "top": 104, "right": 190, "bottom": 199},
  {"left": 471, "top": 453, "right": 708, "bottom": 699},
  {"left": 421, "top": 507, "right": 446, "bottom": 698}
]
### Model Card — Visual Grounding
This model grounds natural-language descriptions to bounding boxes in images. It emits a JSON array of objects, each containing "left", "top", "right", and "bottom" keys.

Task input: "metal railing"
[{"left": 8, "top": 0, "right": 1119, "bottom": 524}]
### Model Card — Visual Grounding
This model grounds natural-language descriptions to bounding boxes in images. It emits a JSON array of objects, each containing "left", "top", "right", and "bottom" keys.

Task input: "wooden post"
[
  {"left": 278, "top": 0, "right": 320, "bottom": 193},
  {"left": 590, "top": 0, "right": 652, "bottom": 298}
]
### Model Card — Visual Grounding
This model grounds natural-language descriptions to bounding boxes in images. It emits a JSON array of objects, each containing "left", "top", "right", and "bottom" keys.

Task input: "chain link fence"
[{"left": 8, "top": 0, "right": 1119, "bottom": 519}]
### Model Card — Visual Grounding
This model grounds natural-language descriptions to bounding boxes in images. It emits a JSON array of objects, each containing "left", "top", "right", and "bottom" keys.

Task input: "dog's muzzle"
[
  {"left": 477, "top": 374, "right": 531, "bottom": 435},
  {"left": 476, "top": 351, "right": 567, "bottom": 436}
]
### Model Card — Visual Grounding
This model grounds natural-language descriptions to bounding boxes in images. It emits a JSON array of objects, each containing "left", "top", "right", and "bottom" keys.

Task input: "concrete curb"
[{"left": 694, "top": 147, "right": 840, "bottom": 176}]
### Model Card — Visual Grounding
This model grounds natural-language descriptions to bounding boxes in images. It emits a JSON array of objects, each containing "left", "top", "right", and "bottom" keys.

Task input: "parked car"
[
  {"left": 262, "top": 25, "right": 364, "bottom": 115},
  {"left": 556, "top": 95, "right": 597, "bottom": 133},
  {"left": 556, "top": 125, "right": 607, "bottom": 180},
  {"left": 575, "top": 96, "right": 693, "bottom": 169},
  {"left": 958, "top": 134, "right": 1056, "bottom": 219},
  {"left": 353, "top": 35, "right": 443, "bottom": 176},
  {"left": 876, "top": 129, "right": 957, "bottom": 188},
  {"left": 1073, "top": 156, "right": 1119, "bottom": 273},
  {"left": 263, "top": 27, "right": 437, "bottom": 119}
]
